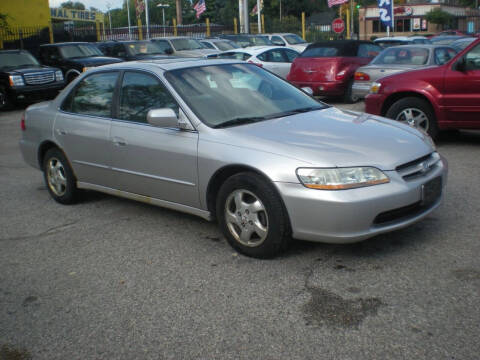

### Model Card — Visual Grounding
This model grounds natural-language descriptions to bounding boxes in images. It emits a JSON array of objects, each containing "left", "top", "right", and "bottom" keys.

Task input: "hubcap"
[
  {"left": 396, "top": 108, "right": 429, "bottom": 131},
  {"left": 224, "top": 189, "right": 268, "bottom": 247},
  {"left": 46, "top": 157, "right": 67, "bottom": 196}
]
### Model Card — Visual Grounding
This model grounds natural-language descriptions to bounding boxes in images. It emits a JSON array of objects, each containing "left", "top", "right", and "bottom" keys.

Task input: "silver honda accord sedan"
[{"left": 20, "top": 59, "right": 447, "bottom": 258}]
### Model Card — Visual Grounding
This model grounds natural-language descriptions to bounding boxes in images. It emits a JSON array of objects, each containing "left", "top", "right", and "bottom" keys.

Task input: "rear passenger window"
[
  {"left": 118, "top": 71, "right": 178, "bottom": 123},
  {"left": 62, "top": 72, "right": 118, "bottom": 117}
]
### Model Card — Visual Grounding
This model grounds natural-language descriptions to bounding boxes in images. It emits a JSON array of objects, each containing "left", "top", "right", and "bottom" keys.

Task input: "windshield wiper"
[
  {"left": 272, "top": 106, "right": 327, "bottom": 118},
  {"left": 213, "top": 116, "right": 269, "bottom": 129}
]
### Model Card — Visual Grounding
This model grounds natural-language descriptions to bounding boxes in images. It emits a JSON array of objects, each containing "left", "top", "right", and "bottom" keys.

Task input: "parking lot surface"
[{"left": 1, "top": 104, "right": 479, "bottom": 360}]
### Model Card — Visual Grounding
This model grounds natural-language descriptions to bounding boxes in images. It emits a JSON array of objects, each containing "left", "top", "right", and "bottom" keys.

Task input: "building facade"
[{"left": 359, "top": 3, "right": 480, "bottom": 40}]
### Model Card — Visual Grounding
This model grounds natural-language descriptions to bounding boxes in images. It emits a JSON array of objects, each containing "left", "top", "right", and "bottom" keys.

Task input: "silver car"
[
  {"left": 20, "top": 59, "right": 447, "bottom": 258},
  {"left": 352, "top": 45, "right": 457, "bottom": 99},
  {"left": 151, "top": 37, "right": 219, "bottom": 57}
]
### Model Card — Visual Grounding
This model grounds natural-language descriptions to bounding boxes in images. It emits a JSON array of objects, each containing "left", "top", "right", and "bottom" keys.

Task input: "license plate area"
[{"left": 421, "top": 176, "right": 442, "bottom": 207}]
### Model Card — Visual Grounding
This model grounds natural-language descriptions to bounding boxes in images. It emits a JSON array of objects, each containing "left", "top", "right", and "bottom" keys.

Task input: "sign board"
[
  {"left": 377, "top": 0, "right": 394, "bottom": 28},
  {"left": 332, "top": 18, "right": 345, "bottom": 33},
  {"left": 394, "top": 7, "right": 413, "bottom": 16},
  {"left": 50, "top": 8, "right": 104, "bottom": 23}
]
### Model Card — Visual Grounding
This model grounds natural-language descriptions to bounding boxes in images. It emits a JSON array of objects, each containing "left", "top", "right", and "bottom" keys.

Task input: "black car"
[
  {"left": 0, "top": 49, "right": 65, "bottom": 110},
  {"left": 96, "top": 40, "right": 171, "bottom": 61},
  {"left": 38, "top": 42, "right": 123, "bottom": 83}
]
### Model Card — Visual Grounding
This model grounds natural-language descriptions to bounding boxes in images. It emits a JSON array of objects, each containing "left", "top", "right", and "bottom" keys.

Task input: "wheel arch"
[
  {"left": 381, "top": 91, "right": 437, "bottom": 119},
  {"left": 206, "top": 164, "right": 290, "bottom": 227}
]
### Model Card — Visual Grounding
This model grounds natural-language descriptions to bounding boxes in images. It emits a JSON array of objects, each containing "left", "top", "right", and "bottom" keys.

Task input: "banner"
[{"left": 378, "top": 0, "right": 394, "bottom": 28}]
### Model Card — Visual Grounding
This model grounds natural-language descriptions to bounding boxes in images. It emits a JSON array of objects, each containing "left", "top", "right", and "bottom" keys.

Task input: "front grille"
[
  {"left": 24, "top": 72, "right": 55, "bottom": 85},
  {"left": 396, "top": 152, "right": 441, "bottom": 181}
]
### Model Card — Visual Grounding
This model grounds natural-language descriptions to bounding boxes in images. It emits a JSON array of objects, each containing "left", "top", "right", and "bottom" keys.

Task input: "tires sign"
[{"left": 332, "top": 18, "right": 345, "bottom": 34}]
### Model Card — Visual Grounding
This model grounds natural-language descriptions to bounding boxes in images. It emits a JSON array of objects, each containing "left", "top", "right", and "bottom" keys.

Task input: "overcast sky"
[{"left": 49, "top": 0, "right": 124, "bottom": 12}]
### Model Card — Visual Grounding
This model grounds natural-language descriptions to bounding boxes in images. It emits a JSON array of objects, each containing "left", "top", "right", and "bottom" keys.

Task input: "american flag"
[
  {"left": 327, "top": 0, "right": 348, "bottom": 8},
  {"left": 193, "top": 0, "right": 206, "bottom": 19}
]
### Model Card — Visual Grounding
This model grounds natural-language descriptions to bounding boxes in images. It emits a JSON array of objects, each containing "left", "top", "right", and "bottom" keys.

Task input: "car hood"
[
  {"left": 4, "top": 65, "right": 58, "bottom": 75},
  {"left": 211, "top": 107, "right": 433, "bottom": 170},
  {"left": 67, "top": 56, "right": 123, "bottom": 66},
  {"left": 176, "top": 49, "right": 220, "bottom": 57}
]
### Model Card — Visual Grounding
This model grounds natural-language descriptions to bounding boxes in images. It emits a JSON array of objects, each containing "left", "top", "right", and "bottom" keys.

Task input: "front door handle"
[{"left": 113, "top": 137, "right": 127, "bottom": 146}]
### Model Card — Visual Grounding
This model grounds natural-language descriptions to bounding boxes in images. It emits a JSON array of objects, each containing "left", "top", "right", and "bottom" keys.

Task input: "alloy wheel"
[
  {"left": 46, "top": 157, "right": 67, "bottom": 196},
  {"left": 395, "top": 107, "right": 429, "bottom": 131}
]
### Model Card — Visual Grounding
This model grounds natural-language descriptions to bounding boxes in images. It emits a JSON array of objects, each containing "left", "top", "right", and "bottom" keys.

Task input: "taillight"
[
  {"left": 21, "top": 112, "right": 26, "bottom": 131},
  {"left": 248, "top": 60, "right": 263, "bottom": 68},
  {"left": 335, "top": 69, "right": 347, "bottom": 80},
  {"left": 354, "top": 72, "right": 370, "bottom": 81}
]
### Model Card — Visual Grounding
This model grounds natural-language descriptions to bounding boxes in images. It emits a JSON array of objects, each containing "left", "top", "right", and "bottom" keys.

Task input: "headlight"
[
  {"left": 9, "top": 75, "right": 25, "bottom": 87},
  {"left": 82, "top": 67, "right": 93, "bottom": 72},
  {"left": 369, "top": 82, "right": 382, "bottom": 94},
  {"left": 55, "top": 70, "right": 64, "bottom": 81},
  {"left": 296, "top": 167, "right": 390, "bottom": 190}
]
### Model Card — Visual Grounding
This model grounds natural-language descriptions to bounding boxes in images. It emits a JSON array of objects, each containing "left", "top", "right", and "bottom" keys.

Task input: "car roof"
[
  {"left": 0, "top": 49, "right": 31, "bottom": 54},
  {"left": 375, "top": 36, "right": 411, "bottom": 41},
  {"left": 152, "top": 36, "right": 189, "bottom": 40},
  {"left": 382, "top": 44, "right": 452, "bottom": 49},
  {"left": 86, "top": 58, "right": 243, "bottom": 72},
  {"left": 40, "top": 42, "right": 91, "bottom": 47}
]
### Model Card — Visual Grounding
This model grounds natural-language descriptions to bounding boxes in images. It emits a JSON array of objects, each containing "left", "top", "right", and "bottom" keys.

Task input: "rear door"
[
  {"left": 443, "top": 43, "right": 480, "bottom": 124},
  {"left": 54, "top": 71, "right": 119, "bottom": 187},
  {"left": 258, "top": 49, "right": 292, "bottom": 78},
  {"left": 110, "top": 70, "right": 199, "bottom": 207}
]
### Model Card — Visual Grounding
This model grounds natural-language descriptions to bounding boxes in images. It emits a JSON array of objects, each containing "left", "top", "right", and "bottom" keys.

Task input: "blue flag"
[{"left": 378, "top": 0, "right": 394, "bottom": 28}]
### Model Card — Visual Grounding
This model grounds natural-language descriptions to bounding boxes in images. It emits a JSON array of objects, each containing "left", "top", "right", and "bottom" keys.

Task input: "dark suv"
[
  {"left": 96, "top": 40, "right": 171, "bottom": 61},
  {"left": 0, "top": 49, "right": 65, "bottom": 110},
  {"left": 38, "top": 42, "right": 123, "bottom": 83}
]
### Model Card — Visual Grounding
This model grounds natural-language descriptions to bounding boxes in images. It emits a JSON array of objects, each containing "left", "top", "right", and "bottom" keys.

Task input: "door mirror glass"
[{"left": 147, "top": 108, "right": 178, "bottom": 128}]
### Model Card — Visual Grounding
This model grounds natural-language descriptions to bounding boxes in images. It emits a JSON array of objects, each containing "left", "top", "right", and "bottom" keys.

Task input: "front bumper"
[
  {"left": 9, "top": 82, "right": 65, "bottom": 103},
  {"left": 351, "top": 81, "right": 372, "bottom": 99},
  {"left": 290, "top": 80, "right": 346, "bottom": 97},
  {"left": 275, "top": 157, "right": 447, "bottom": 244},
  {"left": 365, "top": 93, "right": 387, "bottom": 116}
]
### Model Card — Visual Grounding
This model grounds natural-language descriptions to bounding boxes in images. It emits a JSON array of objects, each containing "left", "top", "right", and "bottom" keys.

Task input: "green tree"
[
  {"left": 60, "top": 1, "right": 86, "bottom": 10},
  {"left": 424, "top": 8, "right": 453, "bottom": 29}
]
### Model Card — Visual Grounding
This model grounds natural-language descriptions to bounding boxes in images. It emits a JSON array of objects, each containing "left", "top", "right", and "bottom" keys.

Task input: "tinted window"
[
  {"left": 259, "top": 49, "right": 286, "bottom": 63},
  {"left": 465, "top": 44, "right": 480, "bottom": 71},
  {"left": 434, "top": 48, "right": 457, "bottom": 65},
  {"left": 0, "top": 52, "right": 39, "bottom": 69},
  {"left": 153, "top": 40, "right": 173, "bottom": 53},
  {"left": 302, "top": 47, "right": 339, "bottom": 57},
  {"left": 373, "top": 47, "right": 429, "bottom": 65},
  {"left": 63, "top": 72, "right": 118, "bottom": 117},
  {"left": 171, "top": 38, "right": 204, "bottom": 50},
  {"left": 283, "top": 49, "right": 299, "bottom": 62},
  {"left": 59, "top": 44, "right": 103, "bottom": 59},
  {"left": 358, "top": 44, "right": 381, "bottom": 58},
  {"left": 215, "top": 41, "right": 238, "bottom": 51},
  {"left": 201, "top": 41, "right": 215, "bottom": 49},
  {"left": 284, "top": 34, "right": 306, "bottom": 45},
  {"left": 118, "top": 71, "right": 178, "bottom": 123},
  {"left": 271, "top": 36, "right": 285, "bottom": 45}
]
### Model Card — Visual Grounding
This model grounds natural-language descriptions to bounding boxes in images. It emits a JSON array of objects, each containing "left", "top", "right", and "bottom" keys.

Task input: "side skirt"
[{"left": 77, "top": 182, "right": 213, "bottom": 221}]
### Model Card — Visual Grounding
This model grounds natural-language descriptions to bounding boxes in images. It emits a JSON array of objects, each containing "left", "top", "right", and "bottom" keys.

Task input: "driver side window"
[
  {"left": 118, "top": 71, "right": 179, "bottom": 123},
  {"left": 466, "top": 44, "right": 480, "bottom": 71}
]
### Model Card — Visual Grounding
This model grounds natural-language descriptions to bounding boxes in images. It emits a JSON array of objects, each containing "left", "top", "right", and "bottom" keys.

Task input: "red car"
[
  {"left": 365, "top": 39, "right": 480, "bottom": 139},
  {"left": 287, "top": 40, "right": 381, "bottom": 103}
]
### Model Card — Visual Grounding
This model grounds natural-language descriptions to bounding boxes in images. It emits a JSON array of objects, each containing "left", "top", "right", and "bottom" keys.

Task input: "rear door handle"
[
  {"left": 56, "top": 129, "right": 67, "bottom": 136},
  {"left": 113, "top": 137, "right": 127, "bottom": 146}
]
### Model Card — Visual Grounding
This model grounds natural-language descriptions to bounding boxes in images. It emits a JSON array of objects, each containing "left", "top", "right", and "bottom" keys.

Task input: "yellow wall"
[{"left": 0, "top": 0, "right": 50, "bottom": 28}]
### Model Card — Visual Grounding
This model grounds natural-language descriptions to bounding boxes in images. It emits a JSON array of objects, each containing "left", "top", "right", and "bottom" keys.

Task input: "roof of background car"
[
  {"left": 40, "top": 42, "right": 91, "bottom": 47},
  {"left": 152, "top": 36, "right": 189, "bottom": 40},
  {"left": 0, "top": 49, "right": 32, "bottom": 53},
  {"left": 87, "top": 58, "right": 244, "bottom": 72},
  {"left": 268, "top": 33, "right": 297, "bottom": 36},
  {"left": 384, "top": 44, "right": 453, "bottom": 49}
]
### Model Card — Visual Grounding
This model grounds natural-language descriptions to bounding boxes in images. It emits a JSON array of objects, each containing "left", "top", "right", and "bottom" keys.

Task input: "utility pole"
[
  {"left": 126, "top": 0, "right": 132, "bottom": 39},
  {"left": 257, "top": 0, "right": 261, "bottom": 33},
  {"left": 157, "top": 3, "right": 169, "bottom": 37},
  {"left": 106, "top": 3, "right": 112, "bottom": 32},
  {"left": 176, "top": 0, "right": 182, "bottom": 25},
  {"left": 145, "top": 0, "right": 150, "bottom": 39},
  {"left": 350, "top": 0, "right": 354, "bottom": 39}
]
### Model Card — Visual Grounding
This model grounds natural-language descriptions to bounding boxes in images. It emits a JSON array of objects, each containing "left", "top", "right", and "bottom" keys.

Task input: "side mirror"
[
  {"left": 165, "top": 48, "right": 174, "bottom": 55},
  {"left": 301, "top": 87, "right": 314, "bottom": 96},
  {"left": 147, "top": 108, "right": 179, "bottom": 128},
  {"left": 272, "top": 40, "right": 285, "bottom": 46},
  {"left": 455, "top": 57, "right": 466, "bottom": 72}
]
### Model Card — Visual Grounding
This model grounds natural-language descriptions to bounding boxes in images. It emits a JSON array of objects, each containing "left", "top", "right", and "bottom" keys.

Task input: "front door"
[
  {"left": 110, "top": 70, "right": 199, "bottom": 208},
  {"left": 54, "top": 71, "right": 119, "bottom": 187},
  {"left": 443, "top": 43, "right": 480, "bottom": 124}
]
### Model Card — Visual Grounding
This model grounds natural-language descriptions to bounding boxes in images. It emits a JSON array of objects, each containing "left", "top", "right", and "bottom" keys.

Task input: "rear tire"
[
  {"left": 43, "top": 148, "right": 79, "bottom": 204},
  {"left": 385, "top": 97, "right": 439, "bottom": 139},
  {"left": 0, "top": 86, "right": 13, "bottom": 111},
  {"left": 216, "top": 172, "right": 291, "bottom": 259}
]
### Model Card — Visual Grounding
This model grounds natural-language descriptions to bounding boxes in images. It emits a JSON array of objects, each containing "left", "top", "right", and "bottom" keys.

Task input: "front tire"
[
  {"left": 216, "top": 172, "right": 291, "bottom": 259},
  {"left": 0, "top": 86, "right": 13, "bottom": 111},
  {"left": 343, "top": 79, "right": 359, "bottom": 104},
  {"left": 385, "top": 97, "right": 439, "bottom": 139},
  {"left": 43, "top": 148, "right": 79, "bottom": 204}
]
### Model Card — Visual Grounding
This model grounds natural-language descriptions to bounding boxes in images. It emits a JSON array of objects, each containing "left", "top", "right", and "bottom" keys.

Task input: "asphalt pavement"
[{"left": 1, "top": 103, "right": 479, "bottom": 360}]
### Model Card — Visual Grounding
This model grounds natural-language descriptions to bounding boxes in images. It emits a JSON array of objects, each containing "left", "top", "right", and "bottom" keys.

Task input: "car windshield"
[
  {"left": 0, "top": 52, "right": 39, "bottom": 69},
  {"left": 171, "top": 38, "right": 204, "bottom": 51},
  {"left": 59, "top": 44, "right": 103, "bottom": 59},
  {"left": 451, "top": 38, "right": 476, "bottom": 51},
  {"left": 250, "top": 36, "right": 272, "bottom": 46},
  {"left": 301, "top": 47, "right": 339, "bottom": 57},
  {"left": 126, "top": 42, "right": 165, "bottom": 55},
  {"left": 215, "top": 41, "right": 239, "bottom": 51},
  {"left": 372, "top": 47, "right": 429, "bottom": 65},
  {"left": 165, "top": 63, "right": 327, "bottom": 128},
  {"left": 284, "top": 34, "right": 306, "bottom": 45}
]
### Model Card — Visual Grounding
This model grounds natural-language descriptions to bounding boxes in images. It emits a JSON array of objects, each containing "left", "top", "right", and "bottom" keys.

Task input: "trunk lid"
[{"left": 289, "top": 57, "right": 345, "bottom": 82}]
